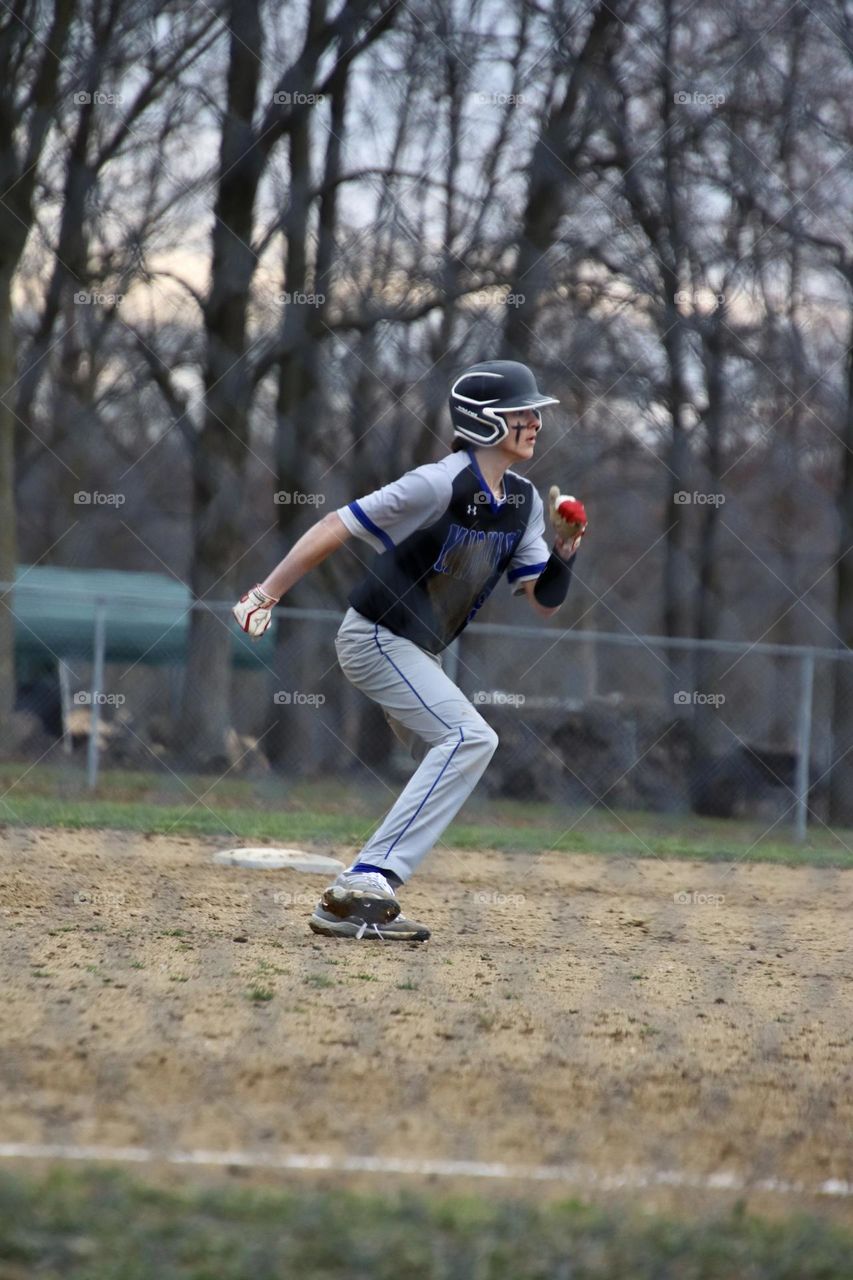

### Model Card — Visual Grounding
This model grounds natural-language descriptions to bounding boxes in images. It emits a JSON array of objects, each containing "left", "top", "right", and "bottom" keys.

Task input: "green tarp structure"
[{"left": 11, "top": 565, "right": 276, "bottom": 676}]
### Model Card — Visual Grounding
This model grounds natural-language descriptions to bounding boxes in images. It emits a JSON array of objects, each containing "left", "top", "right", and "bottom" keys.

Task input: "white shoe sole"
[{"left": 309, "top": 908, "right": 430, "bottom": 941}]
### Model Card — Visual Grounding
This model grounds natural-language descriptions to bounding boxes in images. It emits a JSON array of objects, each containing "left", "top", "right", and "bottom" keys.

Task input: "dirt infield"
[{"left": 0, "top": 826, "right": 851, "bottom": 1216}]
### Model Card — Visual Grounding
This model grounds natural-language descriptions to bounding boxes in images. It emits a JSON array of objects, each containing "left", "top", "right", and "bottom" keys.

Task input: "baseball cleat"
[
  {"left": 309, "top": 905, "right": 430, "bottom": 941},
  {"left": 321, "top": 869, "right": 401, "bottom": 926}
]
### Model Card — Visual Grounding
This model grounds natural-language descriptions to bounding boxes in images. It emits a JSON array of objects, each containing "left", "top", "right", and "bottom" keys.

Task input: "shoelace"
[{"left": 355, "top": 920, "right": 388, "bottom": 941}]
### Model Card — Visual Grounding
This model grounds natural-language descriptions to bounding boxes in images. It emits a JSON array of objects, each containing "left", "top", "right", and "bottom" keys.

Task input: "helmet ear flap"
[{"left": 481, "top": 406, "right": 510, "bottom": 444}]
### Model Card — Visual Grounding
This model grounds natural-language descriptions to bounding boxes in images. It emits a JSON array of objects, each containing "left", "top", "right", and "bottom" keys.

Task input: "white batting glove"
[
  {"left": 232, "top": 584, "right": 279, "bottom": 638},
  {"left": 548, "top": 486, "right": 588, "bottom": 557}
]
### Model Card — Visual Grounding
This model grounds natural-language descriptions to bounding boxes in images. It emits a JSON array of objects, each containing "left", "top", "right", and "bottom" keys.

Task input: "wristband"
[
  {"left": 253, "top": 585, "right": 279, "bottom": 606},
  {"left": 533, "top": 549, "right": 574, "bottom": 608}
]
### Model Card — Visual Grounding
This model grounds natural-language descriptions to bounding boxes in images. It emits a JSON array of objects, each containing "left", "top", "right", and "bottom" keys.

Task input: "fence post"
[
  {"left": 793, "top": 650, "right": 815, "bottom": 841},
  {"left": 57, "top": 659, "right": 73, "bottom": 754},
  {"left": 87, "top": 599, "right": 107, "bottom": 791}
]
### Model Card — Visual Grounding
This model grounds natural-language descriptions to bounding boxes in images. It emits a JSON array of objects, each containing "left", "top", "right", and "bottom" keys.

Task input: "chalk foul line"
[{"left": 0, "top": 1142, "right": 849, "bottom": 1199}]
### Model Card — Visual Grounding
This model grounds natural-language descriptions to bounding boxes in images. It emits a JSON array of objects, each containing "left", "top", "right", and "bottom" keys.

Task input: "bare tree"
[
  {"left": 180, "top": 0, "right": 400, "bottom": 767},
  {"left": 0, "top": 0, "right": 76, "bottom": 726},
  {"left": 504, "top": 0, "right": 626, "bottom": 362}
]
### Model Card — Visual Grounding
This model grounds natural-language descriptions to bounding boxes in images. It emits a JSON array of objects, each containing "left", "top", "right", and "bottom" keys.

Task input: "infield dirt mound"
[{"left": 0, "top": 826, "right": 851, "bottom": 1214}]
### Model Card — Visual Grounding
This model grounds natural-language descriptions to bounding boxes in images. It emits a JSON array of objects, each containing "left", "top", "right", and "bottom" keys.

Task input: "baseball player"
[{"left": 233, "top": 360, "right": 587, "bottom": 941}]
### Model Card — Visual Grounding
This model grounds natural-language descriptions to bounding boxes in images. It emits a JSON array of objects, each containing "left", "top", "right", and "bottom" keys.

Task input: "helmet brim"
[{"left": 491, "top": 394, "right": 559, "bottom": 412}]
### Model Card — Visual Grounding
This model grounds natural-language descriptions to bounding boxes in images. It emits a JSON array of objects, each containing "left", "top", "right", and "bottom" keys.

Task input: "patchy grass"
[
  {"left": 0, "top": 763, "right": 851, "bottom": 868},
  {"left": 303, "top": 974, "right": 335, "bottom": 989},
  {"left": 0, "top": 1165, "right": 850, "bottom": 1279},
  {"left": 247, "top": 986, "right": 274, "bottom": 1003}
]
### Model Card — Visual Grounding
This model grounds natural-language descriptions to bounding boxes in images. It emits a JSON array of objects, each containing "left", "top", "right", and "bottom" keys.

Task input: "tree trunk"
[
  {"left": 505, "top": 0, "right": 623, "bottom": 360},
  {"left": 0, "top": 270, "right": 16, "bottom": 725},
  {"left": 15, "top": 99, "right": 96, "bottom": 449},
  {"left": 659, "top": 0, "right": 690, "bottom": 655},
  {"left": 180, "top": 0, "right": 263, "bottom": 768},
  {"left": 0, "top": 0, "right": 76, "bottom": 725},
  {"left": 660, "top": 294, "right": 692, "bottom": 647},
  {"left": 267, "top": 91, "right": 334, "bottom": 769},
  {"left": 690, "top": 312, "right": 726, "bottom": 814},
  {"left": 830, "top": 308, "right": 853, "bottom": 824}
]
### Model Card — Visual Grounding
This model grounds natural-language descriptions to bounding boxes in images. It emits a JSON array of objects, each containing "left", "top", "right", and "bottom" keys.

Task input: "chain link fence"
[{"left": 7, "top": 581, "right": 851, "bottom": 840}]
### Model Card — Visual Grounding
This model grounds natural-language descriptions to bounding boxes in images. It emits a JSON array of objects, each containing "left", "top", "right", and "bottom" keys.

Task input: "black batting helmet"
[{"left": 449, "top": 360, "right": 559, "bottom": 447}]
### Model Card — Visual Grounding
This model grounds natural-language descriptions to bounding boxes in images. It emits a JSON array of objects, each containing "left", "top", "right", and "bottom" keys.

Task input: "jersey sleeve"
[
  {"left": 337, "top": 463, "right": 452, "bottom": 554},
  {"left": 506, "top": 485, "right": 550, "bottom": 595}
]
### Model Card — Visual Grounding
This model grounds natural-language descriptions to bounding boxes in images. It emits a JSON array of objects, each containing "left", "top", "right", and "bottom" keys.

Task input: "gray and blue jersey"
[{"left": 337, "top": 448, "right": 549, "bottom": 655}]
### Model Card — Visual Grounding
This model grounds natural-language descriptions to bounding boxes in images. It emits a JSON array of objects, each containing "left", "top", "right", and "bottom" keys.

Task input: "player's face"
[{"left": 500, "top": 409, "right": 541, "bottom": 460}]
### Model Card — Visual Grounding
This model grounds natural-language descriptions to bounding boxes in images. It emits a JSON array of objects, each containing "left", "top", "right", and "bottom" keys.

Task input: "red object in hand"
[{"left": 558, "top": 497, "right": 587, "bottom": 528}]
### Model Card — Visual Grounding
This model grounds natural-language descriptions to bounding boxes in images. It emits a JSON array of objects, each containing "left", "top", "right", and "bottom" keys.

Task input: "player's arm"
[
  {"left": 233, "top": 512, "right": 351, "bottom": 637},
  {"left": 509, "top": 487, "right": 587, "bottom": 619},
  {"left": 521, "top": 536, "right": 577, "bottom": 618},
  {"left": 234, "top": 466, "right": 450, "bottom": 638},
  {"left": 522, "top": 489, "right": 587, "bottom": 617},
  {"left": 260, "top": 511, "right": 352, "bottom": 599},
  {"left": 520, "top": 575, "right": 562, "bottom": 618}
]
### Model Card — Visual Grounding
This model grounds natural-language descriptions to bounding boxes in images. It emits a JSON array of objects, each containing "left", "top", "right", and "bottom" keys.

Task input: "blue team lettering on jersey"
[
  {"left": 465, "top": 530, "right": 523, "bottom": 622},
  {"left": 433, "top": 524, "right": 519, "bottom": 582},
  {"left": 347, "top": 453, "right": 541, "bottom": 653}
]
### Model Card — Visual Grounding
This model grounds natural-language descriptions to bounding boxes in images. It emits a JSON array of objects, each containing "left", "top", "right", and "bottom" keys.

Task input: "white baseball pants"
[{"left": 334, "top": 607, "right": 498, "bottom": 882}]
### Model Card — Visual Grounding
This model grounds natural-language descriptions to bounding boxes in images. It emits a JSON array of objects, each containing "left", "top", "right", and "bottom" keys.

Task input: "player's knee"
[{"left": 465, "top": 718, "right": 498, "bottom": 761}]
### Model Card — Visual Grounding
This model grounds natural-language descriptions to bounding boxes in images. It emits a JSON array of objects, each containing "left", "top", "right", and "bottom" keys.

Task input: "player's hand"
[
  {"left": 232, "top": 584, "right": 279, "bottom": 638},
  {"left": 548, "top": 486, "right": 588, "bottom": 557}
]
